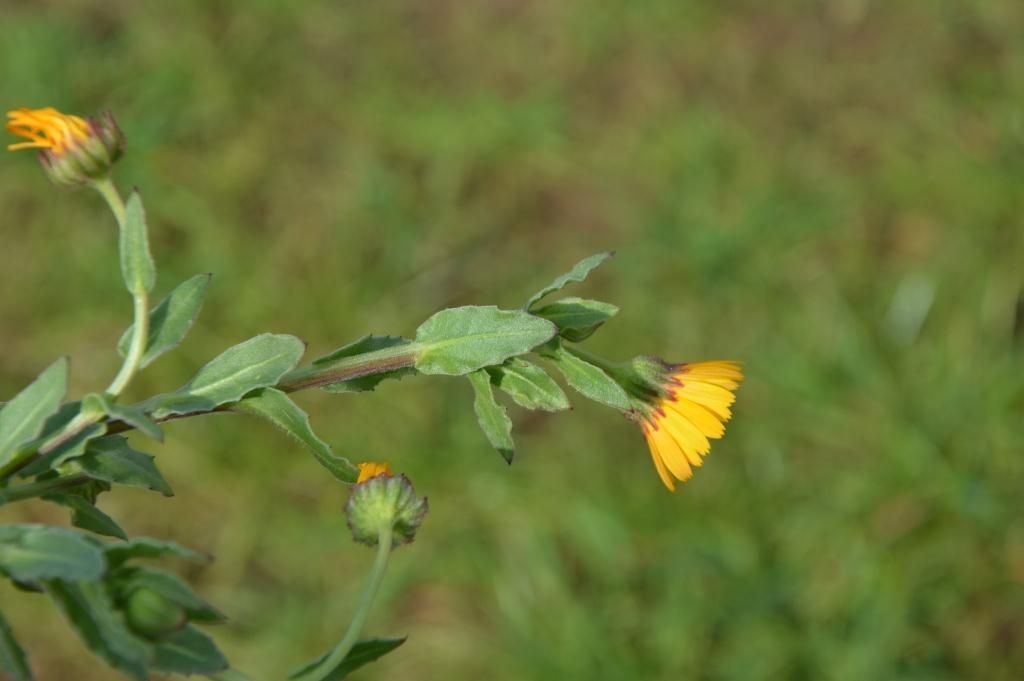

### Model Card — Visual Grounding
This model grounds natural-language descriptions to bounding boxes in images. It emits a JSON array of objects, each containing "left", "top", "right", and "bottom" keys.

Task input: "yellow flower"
[
  {"left": 639, "top": 360, "right": 743, "bottom": 491},
  {"left": 356, "top": 461, "right": 393, "bottom": 483},
  {"left": 6, "top": 107, "right": 124, "bottom": 185}
]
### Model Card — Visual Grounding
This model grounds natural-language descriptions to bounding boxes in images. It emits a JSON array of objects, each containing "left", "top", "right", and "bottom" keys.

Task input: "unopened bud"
[
  {"left": 124, "top": 587, "right": 187, "bottom": 639},
  {"left": 6, "top": 107, "right": 125, "bottom": 186},
  {"left": 345, "top": 462, "right": 428, "bottom": 548}
]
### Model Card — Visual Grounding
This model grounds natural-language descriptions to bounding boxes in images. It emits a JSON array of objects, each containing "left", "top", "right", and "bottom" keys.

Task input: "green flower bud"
[
  {"left": 124, "top": 587, "right": 187, "bottom": 639},
  {"left": 346, "top": 463, "right": 428, "bottom": 548}
]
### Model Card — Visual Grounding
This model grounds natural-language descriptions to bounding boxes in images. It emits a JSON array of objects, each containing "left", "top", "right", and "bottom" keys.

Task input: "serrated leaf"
[
  {"left": 151, "top": 625, "right": 228, "bottom": 676},
  {"left": 45, "top": 493, "right": 127, "bottom": 540},
  {"left": 81, "top": 393, "right": 162, "bottom": 442},
  {"left": 0, "top": 609, "right": 32, "bottom": 681},
  {"left": 234, "top": 388, "right": 357, "bottom": 483},
  {"left": 486, "top": 359, "right": 569, "bottom": 412},
  {"left": 541, "top": 342, "right": 631, "bottom": 411},
  {"left": 120, "top": 190, "right": 156, "bottom": 295},
  {"left": 110, "top": 567, "right": 225, "bottom": 623},
  {"left": 0, "top": 525, "right": 104, "bottom": 581},
  {"left": 532, "top": 297, "right": 619, "bottom": 342},
  {"left": 524, "top": 252, "right": 613, "bottom": 310},
  {"left": 290, "top": 637, "right": 406, "bottom": 681},
  {"left": 314, "top": 335, "right": 416, "bottom": 393},
  {"left": 415, "top": 306, "right": 556, "bottom": 376},
  {"left": 0, "top": 358, "right": 68, "bottom": 469},
  {"left": 77, "top": 436, "right": 173, "bottom": 496},
  {"left": 104, "top": 538, "right": 208, "bottom": 568},
  {"left": 468, "top": 370, "right": 514, "bottom": 463},
  {"left": 45, "top": 580, "right": 151, "bottom": 680},
  {"left": 118, "top": 273, "right": 211, "bottom": 368},
  {"left": 147, "top": 334, "right": 306, "bottom": 418}
]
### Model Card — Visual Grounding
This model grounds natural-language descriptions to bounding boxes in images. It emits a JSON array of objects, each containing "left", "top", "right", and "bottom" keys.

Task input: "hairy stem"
[{"left": 300, "top": 525, "right": 394, "bottom": 681}]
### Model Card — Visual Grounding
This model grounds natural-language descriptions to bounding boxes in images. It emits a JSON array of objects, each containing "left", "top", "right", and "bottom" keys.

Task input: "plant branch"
[{"left": 0, "top": 474, "right": 91, "bottom": 505}]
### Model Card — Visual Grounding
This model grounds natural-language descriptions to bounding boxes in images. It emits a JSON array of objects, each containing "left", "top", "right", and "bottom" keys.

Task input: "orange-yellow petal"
[
  {"left": 356, "top": 461, "right": 393, "bottom": 483},
  {"left": 664, "top": 396, "right": 725, "bottom": 439},
  {"left": 646, "top": 419, "right": 693, "bottom": 482},
  {"left": 657, "top": 408, "right": 709, "bottom": 467},
  {"left": 642, "top": 424, "right": 676, "bottom": 492}
]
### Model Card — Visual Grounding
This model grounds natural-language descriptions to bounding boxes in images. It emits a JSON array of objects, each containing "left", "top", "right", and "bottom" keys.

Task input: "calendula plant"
[{"left": 0, "top": 107, "right": 742, "bottom": 680}]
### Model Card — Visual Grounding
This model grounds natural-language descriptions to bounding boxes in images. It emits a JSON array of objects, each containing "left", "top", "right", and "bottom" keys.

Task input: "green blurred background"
[{"left": 2, "top": 1, "right": 1023, "bottom": 679}]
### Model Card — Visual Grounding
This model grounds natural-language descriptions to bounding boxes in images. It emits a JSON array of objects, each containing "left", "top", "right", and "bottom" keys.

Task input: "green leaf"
[
  {"left": 486, "top": 359, "right": 569, "bottom": 412},
  {"left": 234, "top": 388, "right": 358, "bottom": 483},
  {"left": 415, "top": 306, "right": 556, "bottom": 376},
  {"left": 0, "top": 525, "right": 104, "bottom": 581},
  {"left": 290, "top": 637, "right": 406, "bottom": 681},
  {"left": 118, "top": 273, "right": 211, "bottom": 368},
  {"left": 16, "top": 422, "right": 107, "bottom": 479},
  {"left": 151, "top": 625, "right": 228, "bottom": 676},
  {"left": 147, "top": 334, "right": 306, "bottom": 418},
  {"left": 81, "top": 393, "right": 162, "bottom": 442},
  {"left": 45, "top": 494, "right": 127, "bottom": 540},
  {"left": 110, "top": 567, "right": 225, "bottom": 623},
  {"left": 104, "top": 538, "right": 208, "bottom": 568},
  {"left": 541, "top": 342, "right": 631, "bottom": 411},
  {"left": 120, "top": 190, "right": 156, "bottom": 295},
  {"left": 531, "top": 297, "right": 619, "bottom": 342},
  {"left": 45, "top": 580, "right": 151, "bottom": 680},
  {"left": 468, "top": 370, "right": 514, "bottom": 463},
  {"left": 0, "top": 609, "right": 32, "bottom": 681},
  {"left": 76, "top": 436, "right": 173, "bottom": 496},
  {"left": 524, "top": 252, "right": 613, "bottom": 310},
  {"left": 314, "top": 335, "right": 416, "bottom": 393},
  {"left": 0, "top": 358, "right": 68, "bottom": 469}
]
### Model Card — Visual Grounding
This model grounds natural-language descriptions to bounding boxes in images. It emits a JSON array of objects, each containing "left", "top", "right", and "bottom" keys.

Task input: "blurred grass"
[{"left": 1, "top": 0, "right": 1024, "bottom": 679}]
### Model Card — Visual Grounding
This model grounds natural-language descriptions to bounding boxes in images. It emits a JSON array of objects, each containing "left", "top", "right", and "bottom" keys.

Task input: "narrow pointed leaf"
[
  {"left": 0, "top": 609, "right": 32, "bottom": 681},
  {"left": 532, "top": 297, "right": 619, "bottom": 342},
  {"left": 0, "top": 358, "right": 67, "bottom": 468},
  {"left": 151, "top": 626, "right": 228, "bottom": 676},
  {"left": 234, "top": 388, "right": 357, "bottom": 483},
  {"left": 46, "top": 494, "right": 127, "bottom": 540},
  {"left": 104, "top": 538, "right": 208, "bottom": 568},
  {"left": 468, "top": 370, "right": 514, "bottom": 463},
  {"left": 45, "top": 580, "right": 151, "bottom": 680},
  {"left": 290, "top": 637, "right": 406, "bottom": 681},
  {"left": 147, "top": 334, "right": 305, "bottom": 417},
  {"left": 0, "top": 525, "right": 104, "bottom": 581},
  {"left": 120, "top": 190, "right": 156, "bottom": 295},
  {"left": 541, "top": 342, "right": 630, "bottom": 411},
  {"left": 524, "top": 252, "right": 613, "bottom": 310},
  {"left": 77, "top": 436, "right": 173, "bottom": 496},
  {"left": 415, "top": 306, "right": 556, "bottom": 376},
  {"left": 486, "top": 359, "right": 569, "bottom": 412},
  {"left": 118, "top": 273, "right": 211, "bottom": 368}
]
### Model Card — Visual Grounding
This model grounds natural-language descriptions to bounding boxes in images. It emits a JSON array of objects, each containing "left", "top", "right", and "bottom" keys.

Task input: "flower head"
[
  {"left": 346, "top": 461, "right": 428, "bottom": 547},
  {"left": 627, "top": 359, "right": 743, "bottom": 491},
  {"left": 6, "top": 107, "right": 124, "bottom": 185}
]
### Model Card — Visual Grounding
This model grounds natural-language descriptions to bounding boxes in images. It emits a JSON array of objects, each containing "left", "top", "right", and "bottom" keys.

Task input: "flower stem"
[
  {"left": 302, "top": 525, "right": 393, "bottom": 681},
  {"left": 93, "top": 176, "right": 149, "bottom": 398}
]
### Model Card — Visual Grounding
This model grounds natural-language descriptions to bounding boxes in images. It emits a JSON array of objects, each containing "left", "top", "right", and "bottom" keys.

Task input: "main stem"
[
  {"left": 305, "top": 525, "right": 394, "bottom": 681},
  {"left": 94, "top": 176, "right": 149, "bottom": 398}
]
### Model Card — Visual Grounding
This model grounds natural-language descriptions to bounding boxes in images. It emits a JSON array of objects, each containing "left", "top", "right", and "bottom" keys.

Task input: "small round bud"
[
  {"left": 345, "top": 463, "right": 428, "bottom": 548},
  {"left": 124, "top": 587, "right": 187, "bottom": 639}
]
